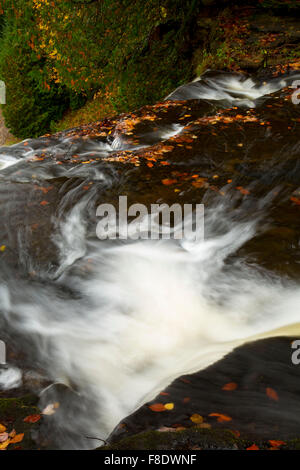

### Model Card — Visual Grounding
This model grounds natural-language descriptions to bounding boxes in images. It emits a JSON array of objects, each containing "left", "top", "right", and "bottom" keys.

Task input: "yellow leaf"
[
  {"left": 0, "top": 439, "right": 10, "bottom": 450},
  {"left": 190, "top": 414, "right": 203, "bottom": 424},
  {"left": 0, "top": 424, "right": 6, "bottom": 433},
  {"left": 0, "top": 245, "right": 6, "bottom": 252},
  {"left": 164, "top": 403, "right": 174, "bottom": 410}
]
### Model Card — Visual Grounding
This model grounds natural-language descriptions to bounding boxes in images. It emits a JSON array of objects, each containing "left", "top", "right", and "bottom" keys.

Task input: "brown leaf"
[{"left": 266, "top": 387, "right": 279, "bottom": 401}]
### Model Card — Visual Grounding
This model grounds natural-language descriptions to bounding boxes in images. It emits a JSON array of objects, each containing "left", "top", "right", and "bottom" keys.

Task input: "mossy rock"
[
  {"left": 98, "top": 427, "right": 300, "bottom": 450},
  {"left": 0, "top": 394, "right": 40, "bottom": 450}
]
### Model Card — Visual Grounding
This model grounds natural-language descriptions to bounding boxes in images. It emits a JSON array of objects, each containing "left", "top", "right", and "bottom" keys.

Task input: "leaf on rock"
[
  {"left": 222, "top": 382, "right": 238, "bottom": 391},
  {"left": 164, "top": 403, "right": 174, "bottom": 410},
  {"left": 269, "top": 440, "right": 285, "bottom": 448},
  {"left": 0, "top": 433, "right": 9, "bottom": 443},
  {"left": 23, "top": 414, "right": 41, "bottom": 423},
  {"left": 10, "top": 433, "right": 24, "bottom": 444},
  {"left": 190, "top": 414, "right": 203, "bottom": 424},
  {"left": 209, "top": 413, "right": 232, "bottom": 422},
  {"left": 148, "top": 403, "right": 166, "bottom": 412},
  {"left": 246, "top": 444, "right": 259, "bottom": 450},
  {"left": 266, "top": 387, "right": 279, "bottom": 401}
]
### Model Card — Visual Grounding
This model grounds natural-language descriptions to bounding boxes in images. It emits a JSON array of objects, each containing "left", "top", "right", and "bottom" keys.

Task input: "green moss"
[
  {"left": 98, "top": 428, "right": 252, "bottom": 451},
  {"left": 98, "top": 427, "right": 300, "bottom": 450},
  {"left": 0, "top": 395, "right": 40, "bottom": 450}
]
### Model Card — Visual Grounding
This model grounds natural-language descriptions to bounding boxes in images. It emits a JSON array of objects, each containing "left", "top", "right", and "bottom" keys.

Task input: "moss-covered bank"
[{"left": 98, "top": 427, "right": 300, "bottom": 451}]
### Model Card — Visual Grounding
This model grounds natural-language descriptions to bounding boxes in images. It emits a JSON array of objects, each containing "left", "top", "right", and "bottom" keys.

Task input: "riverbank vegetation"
[{"left": 0, "top": 0, "right": 299, "bottom": 139}]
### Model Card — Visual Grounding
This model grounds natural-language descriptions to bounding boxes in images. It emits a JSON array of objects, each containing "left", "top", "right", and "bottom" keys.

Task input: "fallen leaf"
[
  {"left": 157, "top": 426, "right": 176, "bottom": 433},
  {"left": 164, "top": 403, "right": 174, "bottom": 410},
  {"left": 190, "top": 414, "right": 203, "bottom": 424},
  {"left": 0, "top": 439, "right": 10, "bottom": 450},
  {"left": 41, "top": 403, "right": 58, "bottom": 416},
  {"left": 0, "top": 245, "right": 6, "bottom": 252},
  {"left": 196, "top": 423, "right": 211, "bottom": 429},
  {"left": 236, "top": 186, "right": 250, "bottom": 195},
  {"left": 222, "top": 382, "right": 238, "bottom": 391},
  {"left": 0, "top": 433, "right": 8, "bottom": 442},
  {"left": 23, "top": 414, "right": 41, "bottom": 423},
  {"left": 148, "top": 403, "right": 166, "bottom": 412},
  {"left": 162, "top": 178, "right": 177, "bottom": 186},
  {"left": 0, "top": 425, "right": 6, "bottom": 433},
  {"left": 269, "top": 440, "right": 285, "bottom": 448},
  {"left": 266, "top": 387, "right": 279, "bottom": 401},
  {"left": 246, "top": 444, "right": 259, "bottom": 450},
  {"left": 10, "top": 433, "right": 24, "bottom": 444},
  {"left": 40, "top": 200, "right": 49, "bottom": 206},
  {"left": 209, "top": 413, "right": 232, "bottom": 422}
]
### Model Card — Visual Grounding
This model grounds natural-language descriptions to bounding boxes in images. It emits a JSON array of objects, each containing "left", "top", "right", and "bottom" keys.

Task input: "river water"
[{"left": 0, "top": 70, "right": 300, "bottom": 448}]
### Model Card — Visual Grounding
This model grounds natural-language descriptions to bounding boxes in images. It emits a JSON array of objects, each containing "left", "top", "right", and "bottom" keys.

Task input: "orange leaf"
[
  {"left": 10, "top": 433, "right": 24, "bottom": 444},
  {"left": 40, "top": 200, "right": 49, "bottom": 206},
  {"left": 266, "top": 387, "right": 279, "bottom": 401},
  {"left": 290, "top": 196, "right": 300, "bottom": 205},
  {"left": 148, "top": 403, "right": 166, "bottom": 412},
  {"left": 23, "top": 414, "right": 41, "bottom": 423},
  {"left": 222, "top": 382, "right": 238, "bottom": 391},
  {"left": 236, "top": 186, "right": 250, "bottom": 195},
  {"left": 269, "top": 440, "right": 285, "bottom": 448},
  {"left": 162, "top": 178, "right": 177, "bottom": 186},
  {"left": 209, "top": 413, "right": 232, "bottom": 422},
  {"left": 247, "top": 444, "right": 259, "bottom": 450}
]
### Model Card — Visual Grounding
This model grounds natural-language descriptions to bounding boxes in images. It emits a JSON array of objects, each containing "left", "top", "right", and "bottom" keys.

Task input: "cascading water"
[{"left": 0, "top": 69, "right": 300, "bottom": 448}]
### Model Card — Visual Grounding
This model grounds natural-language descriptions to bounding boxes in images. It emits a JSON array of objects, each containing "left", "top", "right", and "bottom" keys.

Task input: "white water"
[
  {"left": 1, "top": 70, "right": 300, "bottom": 448},
  {"left": 1, "top": 199, "right": 300, "bottom": 447},
  {"left": 167, "top": 70, "right": 300, "bottom": 106}
]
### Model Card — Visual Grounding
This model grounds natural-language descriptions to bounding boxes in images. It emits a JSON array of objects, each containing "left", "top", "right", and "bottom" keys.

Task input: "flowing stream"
[{"left": 0, "top": 70, "right": 300, "bottom": 448}]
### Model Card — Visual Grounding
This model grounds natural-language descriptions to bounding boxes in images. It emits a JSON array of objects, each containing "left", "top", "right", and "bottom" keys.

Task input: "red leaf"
[
  {"left": 23, "top": 414, "right": 41, "bottom": 423},
  {"left": 247, "top": 444, "right": 259, "bottom": 450}
]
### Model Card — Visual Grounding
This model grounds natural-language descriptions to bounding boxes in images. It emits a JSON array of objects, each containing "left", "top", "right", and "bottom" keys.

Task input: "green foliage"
[
  {"left": 0, "top": 0, "right": 200, "bottom": 137},
  {"left": 0, "top": 15, "right": 70, "bottom": 138}
]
